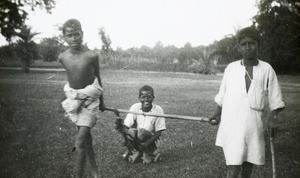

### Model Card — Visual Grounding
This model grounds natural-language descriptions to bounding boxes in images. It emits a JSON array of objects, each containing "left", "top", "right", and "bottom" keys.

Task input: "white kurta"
[{"left": 214, "top": 60, "right": 285, "bottom": 165}]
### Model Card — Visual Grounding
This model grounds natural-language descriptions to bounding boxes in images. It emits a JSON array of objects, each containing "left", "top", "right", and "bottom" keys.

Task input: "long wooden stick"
[
  {"left": 270, "top": 128, "right": 276, "bottom": 178},
  {"left": 105, "top": 107, "right": 209, "bottom": 122},
  {"left": 270, "top": 137, "right": 276, "bottom": 178}
]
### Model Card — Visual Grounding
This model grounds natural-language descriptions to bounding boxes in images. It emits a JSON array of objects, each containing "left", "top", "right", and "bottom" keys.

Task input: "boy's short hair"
[
  {"left": 62, "top": 19, "right": 82, "bottom": 34},
  {"left": 139, "top": 85, "right": 154, "bottom": 97},
  {"left": 237, "top": 26, "right": 260, "bottom": 44}
]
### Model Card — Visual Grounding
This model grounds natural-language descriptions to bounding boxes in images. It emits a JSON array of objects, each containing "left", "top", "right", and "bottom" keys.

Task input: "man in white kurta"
[
  {"left": 210, "top": 26, "right": 285, "bottom": 178},
  {"left": 214, "top": 60, "right": 285, "bottom": 165}
]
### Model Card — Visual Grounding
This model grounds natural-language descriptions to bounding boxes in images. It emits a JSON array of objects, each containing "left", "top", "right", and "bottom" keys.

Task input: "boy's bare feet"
[
  {"left": 128, "top": 150, "right": 141, "bottom": 163},
  {"left": 142, "top": 151, "right": 153, "bottom": 164},
  {"left": 122, "top": 150, "right": 132, "bottom": 160},
  {"left": 154, "top": 153, "right": 161, "bottom": 162}
]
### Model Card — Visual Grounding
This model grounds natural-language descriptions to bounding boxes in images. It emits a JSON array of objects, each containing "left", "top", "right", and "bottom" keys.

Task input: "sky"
[{"left": 1, "top": 0, "right": 258, "bottom": 50}]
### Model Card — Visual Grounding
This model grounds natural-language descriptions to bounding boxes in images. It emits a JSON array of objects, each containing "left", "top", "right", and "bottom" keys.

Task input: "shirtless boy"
[{"left": 58, "top": 19, "right": 104, "bottom": 178}]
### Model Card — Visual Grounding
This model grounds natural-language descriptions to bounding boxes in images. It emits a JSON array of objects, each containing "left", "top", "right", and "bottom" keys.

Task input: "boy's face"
[
  {"left": 63, "top": 27, "right": 83, "bottom": 49},
  {"left": 238, "top": 37, "right": 258, "bottom": 60},
  {"left": 139, "top": 90, "right": 154, "bottom": 112}
]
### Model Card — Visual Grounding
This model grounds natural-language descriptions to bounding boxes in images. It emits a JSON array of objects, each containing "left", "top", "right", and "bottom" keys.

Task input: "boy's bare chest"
[{"left": 63, "top": 56, "right": 92, "bottom": 70}]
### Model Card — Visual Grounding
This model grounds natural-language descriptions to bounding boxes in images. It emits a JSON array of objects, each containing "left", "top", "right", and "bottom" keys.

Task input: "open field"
[{"left": 0, "top": 69, "right": 299, "bottom": 177}]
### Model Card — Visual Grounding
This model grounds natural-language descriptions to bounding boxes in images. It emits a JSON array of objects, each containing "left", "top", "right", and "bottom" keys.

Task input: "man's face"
[
  {"left": 139, "top": 90, "right": 154, "bottom": 112},
  {"left": 63, "top": 27, "right": 83, "bottom": 49},
  {"left": 238, "top": 37, "right": 258, "bottom": 60}
]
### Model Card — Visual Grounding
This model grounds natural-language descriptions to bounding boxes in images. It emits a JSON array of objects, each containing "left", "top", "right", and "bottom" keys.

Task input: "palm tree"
[
  {"left": 14, "top": 25, "right": 40, "bottom": 73},
  {"left": 188, "top": 46, "right": 217, "bottom": 74}
]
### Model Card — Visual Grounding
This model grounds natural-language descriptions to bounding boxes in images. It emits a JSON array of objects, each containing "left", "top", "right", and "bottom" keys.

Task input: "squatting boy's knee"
[{"left": 137, "top": 128, "right": 152, "bottom": 143}]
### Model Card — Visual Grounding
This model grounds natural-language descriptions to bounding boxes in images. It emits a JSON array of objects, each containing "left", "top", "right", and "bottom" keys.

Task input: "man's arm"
[
  {"left": 92, "top": 53, "right": 105, "bottom": 111},
  {"left": 209, "top": 105, "right": 222, "bottom": 125},
  {"left": 267, "top": 107, "right": 284, "bottom": 133},
  {"left": 267, "top": 67, "right": 285, "bottom": 133},
  {"left": 209, "top": 66, "right": 229, "bottom": 125}
]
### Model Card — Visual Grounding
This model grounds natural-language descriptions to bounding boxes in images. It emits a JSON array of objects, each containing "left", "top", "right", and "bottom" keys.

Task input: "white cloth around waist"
[{"left": 61, "top": 78, "right": 103, "bottom": 127}]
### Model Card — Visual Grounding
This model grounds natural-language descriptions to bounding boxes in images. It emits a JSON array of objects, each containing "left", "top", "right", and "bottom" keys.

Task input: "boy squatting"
[{"left": 115, "top": 85, "right": 166, "bottom": 164}]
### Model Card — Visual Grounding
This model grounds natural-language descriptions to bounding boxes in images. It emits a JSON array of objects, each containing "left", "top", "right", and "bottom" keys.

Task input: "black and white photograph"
[{"left": 0, "top": 0, "right": 299, "bottom": 177}]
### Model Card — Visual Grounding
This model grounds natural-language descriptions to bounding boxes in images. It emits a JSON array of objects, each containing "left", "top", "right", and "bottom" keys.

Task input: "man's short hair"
[
  {"left": 237, "top": 26, "right": 260, "bottom": 44},
  {"left": 139, "top": 85, "right": 154, "bottom": 97},
  {"left": 62, "top": 19, "right": 82, "bottom": 34}
]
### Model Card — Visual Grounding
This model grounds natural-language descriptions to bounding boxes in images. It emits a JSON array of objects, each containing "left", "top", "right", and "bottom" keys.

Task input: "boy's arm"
[
  {"left": 140, "top": 130, "right": 163, "bottom": 149},
  {"left": 92, "top": 53, "right": 105, "bottom": 111},
  {"left": 57, "top": 53, "right": 63, "bottom": 65}
]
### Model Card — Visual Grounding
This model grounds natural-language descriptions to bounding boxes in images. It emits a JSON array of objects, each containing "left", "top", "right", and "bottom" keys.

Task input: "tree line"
[{"left": 0, "top": 0, "right": 299, "bottom": 74}]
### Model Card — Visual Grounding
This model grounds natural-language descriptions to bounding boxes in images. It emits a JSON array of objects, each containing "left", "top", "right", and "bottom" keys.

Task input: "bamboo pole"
[
  {"left": 105, "top": 107, "right": 209, "bottom": 122},
  {"left": 270, "top": 128, "right": 276, "bottom": 178}
]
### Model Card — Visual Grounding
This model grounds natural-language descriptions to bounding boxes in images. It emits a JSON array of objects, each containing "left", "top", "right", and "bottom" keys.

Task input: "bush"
[{"left": 38, "top": 37, "right": 66, "bottom": 62}]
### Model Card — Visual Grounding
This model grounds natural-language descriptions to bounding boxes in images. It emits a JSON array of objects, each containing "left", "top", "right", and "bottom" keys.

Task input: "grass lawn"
[{"left": 0, "top": 69, "right": 299, "bottom": 177}]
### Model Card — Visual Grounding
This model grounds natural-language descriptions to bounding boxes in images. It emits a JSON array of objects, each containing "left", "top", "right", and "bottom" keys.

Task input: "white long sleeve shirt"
[{"left": 214, "top": 60, "right": 284, "bottom": 165}]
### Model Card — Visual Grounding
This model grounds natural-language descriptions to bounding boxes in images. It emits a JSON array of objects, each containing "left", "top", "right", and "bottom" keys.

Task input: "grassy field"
[{"left": 0, "top": 69, "right": 299, "bottom": 178}]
